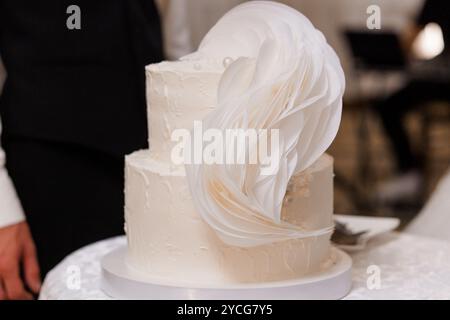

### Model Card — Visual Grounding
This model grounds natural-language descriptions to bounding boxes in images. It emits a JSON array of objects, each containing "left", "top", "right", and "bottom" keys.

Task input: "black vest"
[{"left": 0, "top": 0, "right": 164, "bottom": 156}]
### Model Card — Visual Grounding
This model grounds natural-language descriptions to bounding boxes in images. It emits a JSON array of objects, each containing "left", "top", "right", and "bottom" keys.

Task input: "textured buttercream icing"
[
  {"left": 125, "top": 150, "right": 334, "bottom": 285},
  {"left": 146, "top": 60, "right": 224, "bottom": 162}
]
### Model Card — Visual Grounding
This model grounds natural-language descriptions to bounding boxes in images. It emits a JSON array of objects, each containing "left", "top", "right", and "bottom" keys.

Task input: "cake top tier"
[{"left": 146, "top": 60, "right": 224, "bottom": 161}]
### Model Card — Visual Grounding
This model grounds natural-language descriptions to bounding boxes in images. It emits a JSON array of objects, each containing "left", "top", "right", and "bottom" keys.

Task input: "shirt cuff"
[{"left": 0, "top": 169, "right": 25, "bottom": 228}]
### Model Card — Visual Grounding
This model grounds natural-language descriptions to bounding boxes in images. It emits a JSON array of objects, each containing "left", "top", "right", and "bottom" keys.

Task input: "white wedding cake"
[{"left": 123, "top": 2, "right": 345, "bottom": 286}]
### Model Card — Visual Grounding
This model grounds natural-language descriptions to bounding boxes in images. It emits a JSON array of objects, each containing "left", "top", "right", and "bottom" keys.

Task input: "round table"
[{"left": 39, "top": 232, "right": 450, "bottom": 300}]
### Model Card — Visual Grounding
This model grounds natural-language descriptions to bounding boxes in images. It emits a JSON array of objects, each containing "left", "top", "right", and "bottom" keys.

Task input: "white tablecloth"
[{"left": 39, "top": 233, "right": 450, "bottom": 300}]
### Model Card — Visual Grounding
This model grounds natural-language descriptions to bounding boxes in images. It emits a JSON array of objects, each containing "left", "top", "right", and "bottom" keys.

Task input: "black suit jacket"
[{"left": 0, "top": 0, "right": 164, "bottom": 156}]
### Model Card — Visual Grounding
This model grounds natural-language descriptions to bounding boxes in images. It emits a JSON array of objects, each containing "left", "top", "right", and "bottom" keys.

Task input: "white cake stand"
[{"left": 100, "top": 246, "right": 352, "bottom": 300}]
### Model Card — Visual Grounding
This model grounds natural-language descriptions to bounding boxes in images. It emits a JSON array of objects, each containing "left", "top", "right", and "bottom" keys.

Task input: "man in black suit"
[{"left": 0, "top": 0, "right": 164, "bottom": 299}]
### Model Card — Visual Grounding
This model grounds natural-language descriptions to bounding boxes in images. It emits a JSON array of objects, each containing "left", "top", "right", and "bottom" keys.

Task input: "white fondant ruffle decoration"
[{"left": 183, "top": 1, "right": 345, "bottom": 247}]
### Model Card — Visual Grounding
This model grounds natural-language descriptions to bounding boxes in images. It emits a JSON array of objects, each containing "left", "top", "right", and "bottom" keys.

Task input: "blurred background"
[{"left": 1, "top": 0, "right": 449, "bottom": 231}]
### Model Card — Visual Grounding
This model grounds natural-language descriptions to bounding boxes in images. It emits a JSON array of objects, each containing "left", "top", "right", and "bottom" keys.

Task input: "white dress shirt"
[{"left": 0, "top": 57, "right": 25, "bottom": 228}]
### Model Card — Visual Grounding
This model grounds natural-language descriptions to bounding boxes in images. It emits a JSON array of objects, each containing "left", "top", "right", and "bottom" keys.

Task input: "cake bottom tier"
[{"left": 124, "top": 150, "right": 335, "bottom": 285}]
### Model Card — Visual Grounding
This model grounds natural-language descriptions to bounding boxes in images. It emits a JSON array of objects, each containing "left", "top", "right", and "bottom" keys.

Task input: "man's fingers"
[
  {"left": 2, "top": 266, "right": 32, "bottom": 300},
  {"left": 23, "top": 240, "right": 41, "bottom": 294},
  {"left": 0, "top": 222, "right": 38, "bottom": 299}
]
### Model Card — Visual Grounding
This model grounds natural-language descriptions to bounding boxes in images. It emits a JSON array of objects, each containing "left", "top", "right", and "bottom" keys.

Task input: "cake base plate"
[{"left": 100, "top": 246, "right": 352, "bottom": 300}]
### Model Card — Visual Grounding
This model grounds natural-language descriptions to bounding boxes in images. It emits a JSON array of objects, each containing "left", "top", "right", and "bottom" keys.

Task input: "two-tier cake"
[{"left": 119, "top": 1, "right": 348, "bottom": 291}]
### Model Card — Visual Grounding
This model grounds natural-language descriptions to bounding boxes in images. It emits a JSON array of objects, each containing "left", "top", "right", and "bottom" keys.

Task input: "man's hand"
[{"left": 0, "top": 222, "right": 41, "bottom": 300}]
